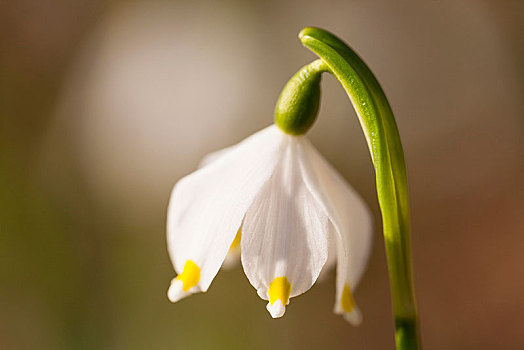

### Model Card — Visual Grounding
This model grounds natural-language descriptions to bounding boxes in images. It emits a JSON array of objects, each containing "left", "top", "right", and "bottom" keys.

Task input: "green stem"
[{"left": 298, "top": 27, "right": 421, "bottom": 349}]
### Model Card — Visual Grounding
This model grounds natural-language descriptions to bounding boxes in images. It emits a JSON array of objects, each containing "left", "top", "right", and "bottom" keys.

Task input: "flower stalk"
[{"left": 277, "top": 27, "right": 421, "bottom": 349}]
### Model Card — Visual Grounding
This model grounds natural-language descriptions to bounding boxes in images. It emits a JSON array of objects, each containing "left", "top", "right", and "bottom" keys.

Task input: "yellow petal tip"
[
  {"left": 229, "top": 228, "right": 241, "bottom": 250},
  {"left": 268, "top": 277, "right": 291, "bottom": 306},
  {"left": 341, "top": 284, "right": 356, "bottom": 312},
  {"left": 176, "top": 260, "right": 201, "bottom": 291},
  {"left": 340, "top": 284, "right": 362, "bottom": 326}
]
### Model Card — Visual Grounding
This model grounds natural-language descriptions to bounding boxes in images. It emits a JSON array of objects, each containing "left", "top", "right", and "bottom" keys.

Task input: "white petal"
[
  {"left": 266, "top": 300, "right": 286, "bottom": 318},
  {"left": 241, "top": 137, "right": 329, "bottom": 318},
  {"left": 317, "top": 227, "right": 337, "bottom": 282},
  {"left": 167, "top": 278, "right": 191, "bottom": 303},
  {"left": 300, "top": 138, "right": 373, "bottom": 324},
  {"left": 167, "top": 125, "right": 284, "bottom": 301},
  {"left": 198, "top": 145, "right": 235, "bottom": 168}
]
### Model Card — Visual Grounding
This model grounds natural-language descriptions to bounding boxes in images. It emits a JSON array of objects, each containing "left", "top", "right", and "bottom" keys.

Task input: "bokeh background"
[{"left": 1, "top": 1, "right": 523, "bottom": 349}]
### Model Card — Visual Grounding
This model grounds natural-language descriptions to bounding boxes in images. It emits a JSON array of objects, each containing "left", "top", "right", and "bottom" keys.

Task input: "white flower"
[{"left": 166, "top": 125, "right": 372, "bottom": 324}]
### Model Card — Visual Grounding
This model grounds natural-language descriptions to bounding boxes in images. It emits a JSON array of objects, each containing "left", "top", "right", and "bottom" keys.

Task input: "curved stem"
[{"left": 298, "top": 27, "right": 421, "bottom": 349}]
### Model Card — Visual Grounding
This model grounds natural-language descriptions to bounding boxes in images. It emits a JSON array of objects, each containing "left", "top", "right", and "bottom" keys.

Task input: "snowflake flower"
[{"left": 166, "top": 124, "right": 372, "bottom": 324}]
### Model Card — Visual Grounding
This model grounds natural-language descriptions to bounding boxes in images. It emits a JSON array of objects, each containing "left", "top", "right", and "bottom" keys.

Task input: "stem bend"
[{"left": 298, "top": 27, "right": 421, "bottom": 350}]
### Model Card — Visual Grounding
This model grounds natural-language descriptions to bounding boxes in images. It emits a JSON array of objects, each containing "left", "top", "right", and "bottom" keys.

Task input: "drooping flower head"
[
  {"left": 166, "top": 44, "right": 374, "bottom": 325},
  {"left": 166, "top": 122, "right": 372, "bottom": 324}
]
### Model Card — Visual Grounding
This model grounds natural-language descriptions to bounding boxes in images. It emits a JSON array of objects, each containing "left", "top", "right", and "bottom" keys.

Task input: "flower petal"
[
  {"left": 317, "top": 227, "right": 337, "bottom": 282},
  {"left": 167, "top": 125, "right": 284, "bottom": 302},
  {"left": 202, "top": 145, "right": 243, "bottom": 269},
  {"left": 198, "top": 145, "right": 235, "bottom": 168},
  {"left": 300, "top": 138, "right": 373, "bottom": 325},
  {"left": 241, "top": 137, "right": 329, "bottom": 318}
]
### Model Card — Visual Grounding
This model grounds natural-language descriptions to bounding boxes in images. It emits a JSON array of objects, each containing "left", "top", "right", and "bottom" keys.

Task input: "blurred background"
[{"left": 1, "top": 0, "right": 523, "bottom": 349}]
